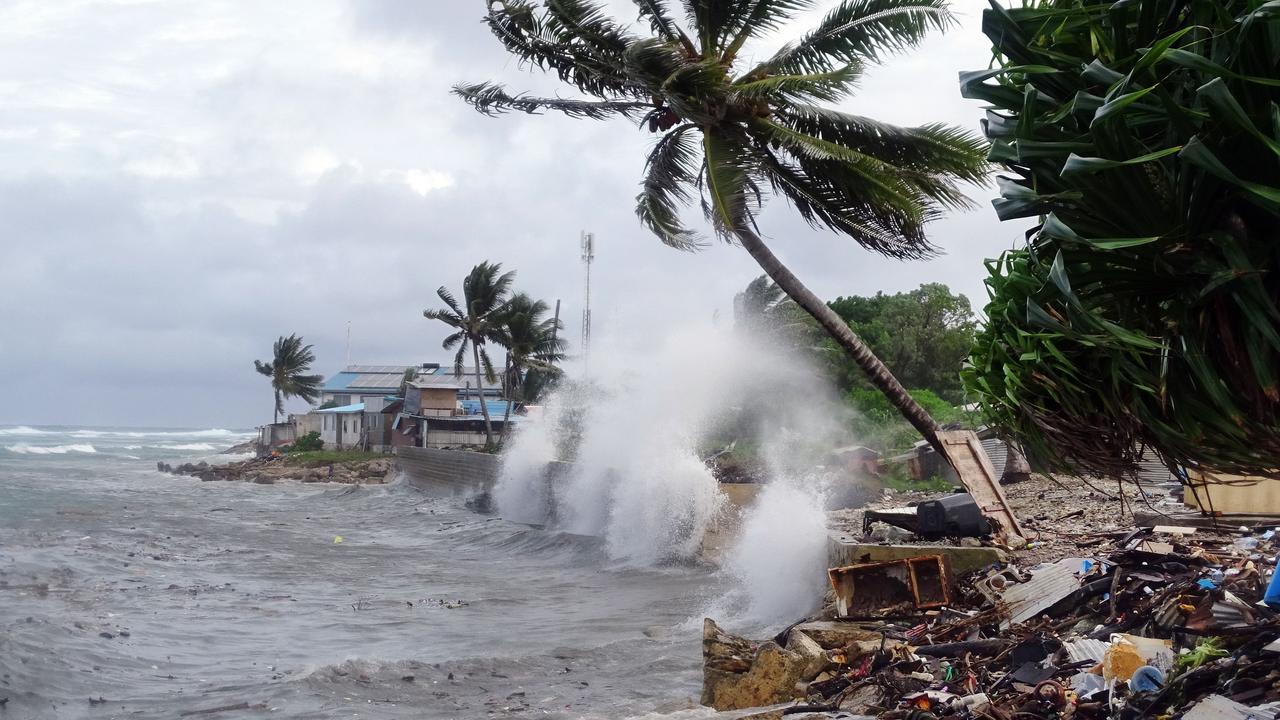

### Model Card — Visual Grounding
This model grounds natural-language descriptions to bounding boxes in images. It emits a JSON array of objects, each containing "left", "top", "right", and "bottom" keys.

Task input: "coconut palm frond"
[
  {"left": 763, "top": 0, "right": 953, "bottom": 74},
  {"left": 453, "top": 82, "right": 650, "bottom": 119}
]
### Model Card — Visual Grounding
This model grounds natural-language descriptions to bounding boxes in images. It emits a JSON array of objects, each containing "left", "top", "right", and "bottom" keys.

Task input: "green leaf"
[{"left": 1061, "top": 146, "right": 1182, "bottom": 175}]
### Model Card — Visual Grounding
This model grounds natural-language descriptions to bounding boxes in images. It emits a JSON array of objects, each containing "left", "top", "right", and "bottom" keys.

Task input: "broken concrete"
[{"left": 789, "top": 621, "right": 883, "bottom": 649}]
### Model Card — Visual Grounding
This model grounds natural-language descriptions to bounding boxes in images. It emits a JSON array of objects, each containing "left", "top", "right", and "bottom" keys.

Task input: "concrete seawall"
[{"left": 395, "top": 446, "right": 501, "bottom": 496}]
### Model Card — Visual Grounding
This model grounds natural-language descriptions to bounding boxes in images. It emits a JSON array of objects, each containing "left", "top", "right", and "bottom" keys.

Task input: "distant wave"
[
  {"left": 70, "top": 428, "right": 252, "bottom": 439},
  {"left": 156, "top": 443, "right": 216, "bottom": 451},
  {"left": 0, "top": 426, "right": 56, "bottom": 436},
  {"left": 5, "top": 443, "right": 97, "bottom": 455}
]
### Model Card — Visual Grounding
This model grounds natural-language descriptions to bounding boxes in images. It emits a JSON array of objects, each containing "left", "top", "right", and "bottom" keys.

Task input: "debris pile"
[{"left": 705, "top": 522, "right": 1280, "bottom": 719}]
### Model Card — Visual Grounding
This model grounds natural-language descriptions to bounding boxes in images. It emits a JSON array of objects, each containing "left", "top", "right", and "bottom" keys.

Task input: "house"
[
  {"left": 317, "top": 402, "right": 366, "bottom": 450},
  {"left": 301, "top": 362, "right": 515, "bottom": 451},
  {"left": 396, "top": 368, "right": 519, "bottom": 448}
]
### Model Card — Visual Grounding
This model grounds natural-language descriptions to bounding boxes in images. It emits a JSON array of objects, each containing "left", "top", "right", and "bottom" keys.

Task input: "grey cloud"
[{"left": 0, "top": 0, "right": 1027, "bottom": 428}]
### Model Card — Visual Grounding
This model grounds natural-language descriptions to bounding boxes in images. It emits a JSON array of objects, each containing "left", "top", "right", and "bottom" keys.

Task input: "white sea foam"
[
  {"left": 0, "top": 426, "right": 56, "bottom": 436},
  {"left": 6, "top": 443, "right": 97, "bottom": 455},
  {"left": 70, "top": 428, "right": 250, "bottom": 439},
  {"left": 156, "top": 443, "right": 217, "bottom": 451}
]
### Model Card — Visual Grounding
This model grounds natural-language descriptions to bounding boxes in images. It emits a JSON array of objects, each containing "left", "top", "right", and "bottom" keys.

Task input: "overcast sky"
[{"left": 0, "top": 0, "right": 1029, "bottom": 429}]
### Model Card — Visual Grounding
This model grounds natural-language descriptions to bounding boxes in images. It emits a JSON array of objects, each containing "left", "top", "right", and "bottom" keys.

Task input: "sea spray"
[
  {"left": 722, "top": 480, "right": 830, "bottom": 625},
  {"left": 496, "top": 320, "right": 865, "bottom": 572}
]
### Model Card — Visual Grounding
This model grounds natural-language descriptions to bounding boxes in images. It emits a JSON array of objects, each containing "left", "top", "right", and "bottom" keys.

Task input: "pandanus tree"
[
  {"left": 962, "top": 0, "right": 1280, "bottom": 479},
  {"left": 494, "top": 292, "right": 568, "bottom": 434},
  {"left": 455, "top": 0, "right": 988, "bottom": 454},
  {"left": 253, "top": 334, "right": 323, "bottom": 424},
  {"left": 424, "top": 261, "right": 516, "bottom": 448}
]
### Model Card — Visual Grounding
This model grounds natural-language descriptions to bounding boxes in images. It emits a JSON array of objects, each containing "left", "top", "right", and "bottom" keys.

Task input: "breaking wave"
[
  {"left": 0, "top": 426, "right": 55, "bottom": 436},
  {"left": 155, "top": 443, "right": 217, "bottom": 451},
  {"left": 5, "top": 443, "right": 97, "bottom": 455},
  {"left": 69, "top": 428, "right": 250, "bottom": 438}
]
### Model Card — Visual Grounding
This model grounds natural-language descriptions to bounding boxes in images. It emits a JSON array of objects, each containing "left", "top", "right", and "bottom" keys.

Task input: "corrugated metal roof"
[
  {"left": 347, "top": 373, "right": 406, "bottom": 389},
  {"left": 321, "top": 372, "right": 361, "bottom": 391}
]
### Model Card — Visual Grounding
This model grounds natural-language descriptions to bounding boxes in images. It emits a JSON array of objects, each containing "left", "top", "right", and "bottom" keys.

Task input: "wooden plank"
[{"left": 936, "top": 429, "right": 1025, "bottom": 539}]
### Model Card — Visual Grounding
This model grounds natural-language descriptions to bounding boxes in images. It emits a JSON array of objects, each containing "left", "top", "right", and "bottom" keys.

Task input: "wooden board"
[{"left": 936, "top": 430, "right": 1025, "bottom": 539}]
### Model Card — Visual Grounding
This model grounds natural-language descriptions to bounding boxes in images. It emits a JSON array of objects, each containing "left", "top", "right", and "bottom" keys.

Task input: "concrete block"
[{"left": 827, "top": 532, "right": 1007, "bottom": 575}]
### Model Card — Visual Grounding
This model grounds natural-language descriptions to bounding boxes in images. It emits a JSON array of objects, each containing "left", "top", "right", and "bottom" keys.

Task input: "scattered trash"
[
  {"left": 705, "top": 505, "right": 1280, "bottom": 719},
  {"left": 333, "top": 535, "right": 344, "bottom": 544}
]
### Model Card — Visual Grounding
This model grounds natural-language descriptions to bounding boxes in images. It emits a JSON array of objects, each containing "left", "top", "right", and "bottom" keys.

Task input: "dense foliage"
[
  {"left": 828, "top": 283, "right": 976, "bottom": 402},
  {"left": 849, "top": 387, "right": 965, "bottom": 452},
  {"left": 963, "top": 0, "right": 1280, "bottom": 478},
  {"left": 288, "top": 431, "right": 323, "bottom": 452}
]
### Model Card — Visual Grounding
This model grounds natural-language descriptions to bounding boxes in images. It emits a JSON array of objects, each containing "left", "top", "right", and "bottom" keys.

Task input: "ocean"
[{"left": 0, "top": 425, "right": 738, "bottom": 719}]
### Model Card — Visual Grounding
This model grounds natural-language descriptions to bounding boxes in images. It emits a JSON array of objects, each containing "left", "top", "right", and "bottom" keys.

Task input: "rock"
[
  {"left": 791, "top": 621, "right": 883, "bottom": 649},
  {"left": 703, "top": 618, "right": 807, "bottom": 711},
  {"left": 785, "top": 630, "right": 831, "bottom": 681}
]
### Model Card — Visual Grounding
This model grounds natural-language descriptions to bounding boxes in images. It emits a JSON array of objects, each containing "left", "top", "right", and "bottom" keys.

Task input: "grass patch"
[
  {"left": 881, "top": 464, "right": 955, "bottom": 493},
  {"left": 281, "top": 450, "right": 383, "bottom": 467}
]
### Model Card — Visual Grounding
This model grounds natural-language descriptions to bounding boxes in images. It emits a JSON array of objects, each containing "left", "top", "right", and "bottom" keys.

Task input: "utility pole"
[{"left": 580, "top": 231, "right": 594, "bottom": 376}]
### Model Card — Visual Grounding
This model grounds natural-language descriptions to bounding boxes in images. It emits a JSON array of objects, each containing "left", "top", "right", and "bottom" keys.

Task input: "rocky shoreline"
[{"left": 158, "top": 454, "right": 398, "bottom": 485}]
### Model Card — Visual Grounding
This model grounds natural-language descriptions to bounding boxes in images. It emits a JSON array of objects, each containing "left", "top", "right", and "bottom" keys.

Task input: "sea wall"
[{"left": 395, "top": 446, "right": 501, "bottom": 494}]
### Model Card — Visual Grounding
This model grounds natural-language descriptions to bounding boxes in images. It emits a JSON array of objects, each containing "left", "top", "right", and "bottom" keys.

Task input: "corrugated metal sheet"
[
  {"left": 981, "top": 438, "right": 1009, "bottom": 479},
  {"left": 1063, "top": 638, "right": 1109, "bottom": 665},
  {"left": 1182, "top": 694, "right": 1280, "bottom": 720},
  {"left": 999, "top": 557, "right": 1084, "bottom": 627}
]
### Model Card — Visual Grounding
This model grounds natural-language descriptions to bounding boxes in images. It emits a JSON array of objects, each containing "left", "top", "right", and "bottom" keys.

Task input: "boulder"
[
  {"left": 785, "top": 630, "right": 831, "bottom": 681},
  {"left": 702, "top": 619, "right": 807, "bottom": 711}
]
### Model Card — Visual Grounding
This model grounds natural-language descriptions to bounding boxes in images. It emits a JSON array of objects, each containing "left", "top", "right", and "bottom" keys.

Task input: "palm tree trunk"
[
  {"left": 273, "top": 390, "right": 281, "bottom": 424},
  {"left": 472, "top": 341, "right": 495, "bottom": 447},
  {"left": 733, "top": 225, "right": 944, "bottom": 455},
  {"left": 500, "top": 354, "right": 514, "bottom": 445}
]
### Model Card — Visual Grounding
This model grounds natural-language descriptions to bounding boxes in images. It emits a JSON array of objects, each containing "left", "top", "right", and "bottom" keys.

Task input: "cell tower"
[{"left": 580, "top": 231, "right": 594, "bottom": 374}]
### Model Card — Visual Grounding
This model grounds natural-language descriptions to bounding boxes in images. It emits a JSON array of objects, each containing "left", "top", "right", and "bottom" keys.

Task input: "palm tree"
[
  {"left": 424, "top": 261, "right": 516, "bottom": 448},
  {"left": 454, "top": 0, "right": 988, "bottom": 455},
  {"left": 253, "top": 334, "right": 324, "bottom": 424},
  {"left": 734, "top": 274, "right": 787, "bottom": 331},
  {"left": 494, "top": 293, "right": 568, "bottom": 437}
]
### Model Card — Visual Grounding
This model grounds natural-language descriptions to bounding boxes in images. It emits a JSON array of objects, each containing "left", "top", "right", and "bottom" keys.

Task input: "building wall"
[{"left": 425, "top": 428, "right": 489, "bottom": 448}]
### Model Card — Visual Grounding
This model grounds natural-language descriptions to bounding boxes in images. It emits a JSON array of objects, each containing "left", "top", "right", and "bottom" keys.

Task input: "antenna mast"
[
  {"left": 345, "top": 321, "right": 352, "bottom": 367},
  {"left": 580, "top": 231, "right": 594, "bottom": 375}
]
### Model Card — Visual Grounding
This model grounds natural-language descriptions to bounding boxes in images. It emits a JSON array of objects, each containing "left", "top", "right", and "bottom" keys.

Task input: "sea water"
[{"left": 0, "top": 426, "right": 730, "bottom": 719}]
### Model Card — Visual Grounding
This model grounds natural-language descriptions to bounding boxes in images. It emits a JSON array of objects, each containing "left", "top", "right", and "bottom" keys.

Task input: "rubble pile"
[{"left": 705, "top": 520, "right": 1280, "bottom": 720}]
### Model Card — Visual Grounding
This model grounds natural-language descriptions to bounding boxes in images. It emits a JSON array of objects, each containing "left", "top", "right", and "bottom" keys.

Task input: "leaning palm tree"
[
  {"left": 253, "top": 334, "right": 324, "bottom": 424},
  {"left": 424, "top": 262, "right": 516, "bottom": 447},
  {"left": 494, "top": 292, "right": 568, "bottom": 437},
  {"left": 454, "top": 0, "right": 987, "bottom": 454}
]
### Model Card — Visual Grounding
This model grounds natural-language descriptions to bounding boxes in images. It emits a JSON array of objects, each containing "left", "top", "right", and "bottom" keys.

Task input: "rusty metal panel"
[{"left": 828, "top": 555, "right": 952, "bottom": 618}]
